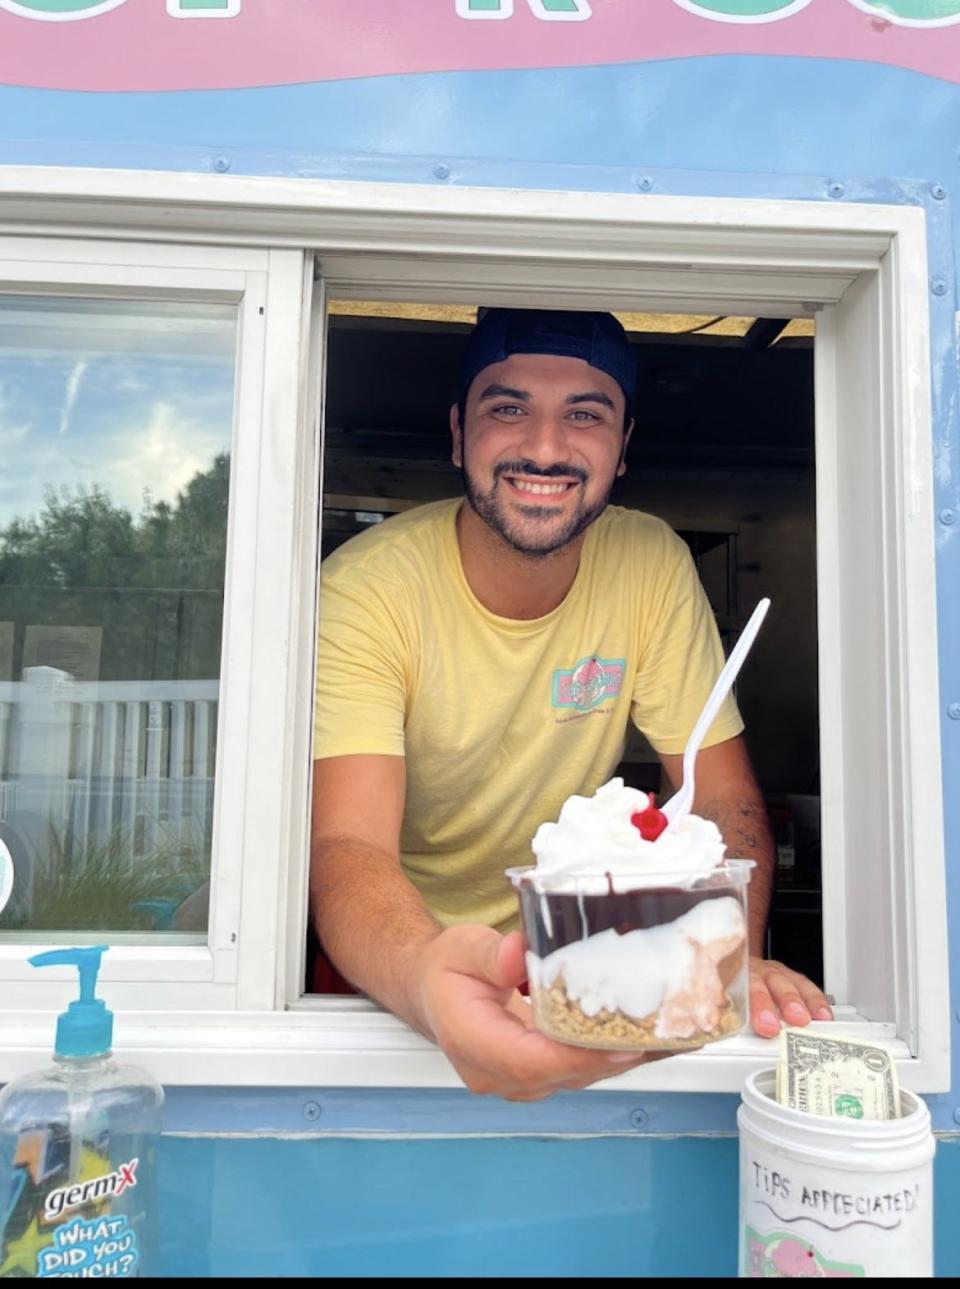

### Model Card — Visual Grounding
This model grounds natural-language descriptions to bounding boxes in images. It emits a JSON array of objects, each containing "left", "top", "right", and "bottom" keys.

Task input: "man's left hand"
[{"left": 749, "top": 956, "right": 834, "bottom": 1038}]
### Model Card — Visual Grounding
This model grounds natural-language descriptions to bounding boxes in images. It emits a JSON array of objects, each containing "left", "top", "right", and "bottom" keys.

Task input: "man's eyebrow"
[
  {"left": 567, "top": 391, "right": 616, "bottom": 411},
  {"left": 476, "top": 383, "right": 529, "bottom": 402},
  {"left": 475, "top": 385, "right": 617, "bottom": 410}
]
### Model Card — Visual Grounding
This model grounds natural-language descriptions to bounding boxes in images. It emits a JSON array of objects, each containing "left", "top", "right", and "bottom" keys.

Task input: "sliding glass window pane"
[{"left": 0, "top": 296, "right": 236, "bottom": 939}]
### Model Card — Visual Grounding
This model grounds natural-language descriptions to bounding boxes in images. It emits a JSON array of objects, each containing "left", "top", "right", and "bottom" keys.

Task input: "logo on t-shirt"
[{"left": 551, "top": 655, "right": 625, "bottom": 711}]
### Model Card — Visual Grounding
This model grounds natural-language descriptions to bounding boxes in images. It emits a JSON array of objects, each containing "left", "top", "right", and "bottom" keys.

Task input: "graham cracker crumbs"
[{"left": 532, "top": 978, "right": 743, "bottom": 1051}]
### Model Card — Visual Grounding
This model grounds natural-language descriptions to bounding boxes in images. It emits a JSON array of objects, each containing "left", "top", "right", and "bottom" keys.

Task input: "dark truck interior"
[{"left": 313, "top": 304, "right": 821, "bottom": 991}]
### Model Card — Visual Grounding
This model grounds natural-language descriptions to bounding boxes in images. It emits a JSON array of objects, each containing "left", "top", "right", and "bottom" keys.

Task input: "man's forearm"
[
  {"left": 697, "top": 793, "right": 775, "bottom": 957},
  {"left": 310, "top": 835, "right": 443, "bottom": 1038}
]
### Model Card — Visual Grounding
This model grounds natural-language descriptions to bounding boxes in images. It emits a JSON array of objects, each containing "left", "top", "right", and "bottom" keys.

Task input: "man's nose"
[{"left": 517, "top": 413, "right": 570, "bottom": 467}]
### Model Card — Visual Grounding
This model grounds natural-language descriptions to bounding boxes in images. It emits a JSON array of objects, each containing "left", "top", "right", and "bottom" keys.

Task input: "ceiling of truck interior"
[
  {"left": 328, "top": 300, "right": 815, "bottom": 340},
  {"left": 324, "top": 302, "right": 815, "bottom": 470}
]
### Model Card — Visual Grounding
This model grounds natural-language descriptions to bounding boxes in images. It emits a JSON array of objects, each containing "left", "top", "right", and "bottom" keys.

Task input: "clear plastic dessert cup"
[{"left": 506, "top": 859, "right": 754, "bottom": 1052}]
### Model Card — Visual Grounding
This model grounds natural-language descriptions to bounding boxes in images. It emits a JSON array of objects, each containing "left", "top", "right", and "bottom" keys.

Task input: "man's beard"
[{"left": 461, "top": 457, "right": 615, "bottom": 558}]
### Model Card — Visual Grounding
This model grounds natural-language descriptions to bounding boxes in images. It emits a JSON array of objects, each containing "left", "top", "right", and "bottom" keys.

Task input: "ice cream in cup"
[{"left": 506, "top": 777, "right": 753, "bottom": 1051}]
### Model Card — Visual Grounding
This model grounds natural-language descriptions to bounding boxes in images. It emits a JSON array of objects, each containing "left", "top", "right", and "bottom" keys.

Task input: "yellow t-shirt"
[{"left": 313, "top": 499, "right": 743, "bottom": 934}]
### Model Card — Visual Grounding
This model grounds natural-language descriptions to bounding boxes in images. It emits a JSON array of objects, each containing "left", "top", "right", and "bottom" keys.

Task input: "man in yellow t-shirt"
[
  {"left": 311, "top": 307, "right": 832, "bottom": 1101},
  {"left": 314, "top": 501, "right": 741, "bottom": 935}
]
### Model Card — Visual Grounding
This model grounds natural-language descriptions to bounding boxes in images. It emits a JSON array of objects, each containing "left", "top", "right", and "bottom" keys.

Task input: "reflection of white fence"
[{"left": 0, "top": 667, "right": 218, "bottom": 867}]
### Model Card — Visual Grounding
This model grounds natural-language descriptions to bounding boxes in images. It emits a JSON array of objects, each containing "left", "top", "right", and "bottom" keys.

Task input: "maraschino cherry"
[{"left": 630, "top": 792, "right": 668, "bottom": 841}]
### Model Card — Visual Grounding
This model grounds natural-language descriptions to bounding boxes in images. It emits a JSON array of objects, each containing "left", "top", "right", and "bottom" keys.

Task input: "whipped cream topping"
[{"left": 529, "top": 776, "right": 727, "bottom": 892}]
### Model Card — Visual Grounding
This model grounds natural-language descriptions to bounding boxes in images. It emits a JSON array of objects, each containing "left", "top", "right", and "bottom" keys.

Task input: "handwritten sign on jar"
[{"left": 738, "top": 1070, "right": 935, "bottom": 1279}]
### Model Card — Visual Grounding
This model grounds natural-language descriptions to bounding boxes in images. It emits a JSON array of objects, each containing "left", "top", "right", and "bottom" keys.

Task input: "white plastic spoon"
[{"left": 659, "top": 596, "right": 771, "bottom": 825}]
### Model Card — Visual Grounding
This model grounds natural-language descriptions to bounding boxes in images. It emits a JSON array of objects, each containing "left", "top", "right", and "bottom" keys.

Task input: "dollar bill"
[{"left": 776, "top": 1027, "right": 900, "bottom": 1120}]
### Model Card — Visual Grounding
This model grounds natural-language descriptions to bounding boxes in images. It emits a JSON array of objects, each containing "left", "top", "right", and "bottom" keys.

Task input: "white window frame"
[
  {"left": 0, "top": 168, "right": 948, "bottom": 1093},
  {"left": 0, "top": 236, "right": 309, "bottom": 1014}
]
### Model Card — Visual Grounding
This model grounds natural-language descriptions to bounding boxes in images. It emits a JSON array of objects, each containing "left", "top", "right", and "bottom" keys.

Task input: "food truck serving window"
[{"left": 0, "top": 170, "right": 948, "bottom": 1095}]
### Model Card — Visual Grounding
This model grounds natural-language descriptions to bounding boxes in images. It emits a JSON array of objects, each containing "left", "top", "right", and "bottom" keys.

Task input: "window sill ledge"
[{"left": 0, "top": 1004, "right": 928, "bottom": 1093}]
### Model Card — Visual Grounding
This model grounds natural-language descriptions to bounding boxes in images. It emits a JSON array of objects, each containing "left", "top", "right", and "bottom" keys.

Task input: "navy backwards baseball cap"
[{"left": 458, "top": 308, "right": 636, "bottom": 408}]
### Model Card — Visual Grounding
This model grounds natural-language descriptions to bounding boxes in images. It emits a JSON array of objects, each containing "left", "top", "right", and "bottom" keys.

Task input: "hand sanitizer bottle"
[{"left": 0, "top": 946, "right": 164, "bottom": 1278}]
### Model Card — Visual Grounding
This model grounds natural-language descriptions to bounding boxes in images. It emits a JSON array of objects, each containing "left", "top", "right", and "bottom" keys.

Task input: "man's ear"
[
  {"left": 450, "top": 403, "right": 463, "bottom": 468},
  {"left": 617, "top": 418, "right": 634, "bottom": 477}
]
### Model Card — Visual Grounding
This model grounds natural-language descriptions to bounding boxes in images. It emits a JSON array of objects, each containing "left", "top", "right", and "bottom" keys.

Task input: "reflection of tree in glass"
[
  {"left": 0, "top": 822, "right": 210, "bottom": 934},
  {"left": 0, "top": 454, "right": 230, "bottom": 682},
  {"left": 0, "top": 451, "right": 228, "bottom": 586}
]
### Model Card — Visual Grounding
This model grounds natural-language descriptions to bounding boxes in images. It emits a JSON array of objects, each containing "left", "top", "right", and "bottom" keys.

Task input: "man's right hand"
[
  {"left": 312, "top": 756, "right": 677, "bottom": 1101},
  {"left": 411, "top": 923, "right": 675, "bottom": 1101}
]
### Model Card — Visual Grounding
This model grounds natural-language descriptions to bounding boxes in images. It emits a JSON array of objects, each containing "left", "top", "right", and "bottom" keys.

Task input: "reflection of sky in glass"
[{"left": 0, "top": 297, "right": 236, "bottom": 527}]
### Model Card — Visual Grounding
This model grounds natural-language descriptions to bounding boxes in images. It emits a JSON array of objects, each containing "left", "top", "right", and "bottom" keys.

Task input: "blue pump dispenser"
[
  {"left": 29, "top": 944, "right": 113, "bottom": 1058},
  {"left": 0, "top": 944, "right": 164, "bottom": 1277}
]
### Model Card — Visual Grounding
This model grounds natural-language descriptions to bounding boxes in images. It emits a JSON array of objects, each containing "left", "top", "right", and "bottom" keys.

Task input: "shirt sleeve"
[
  {"left": 630, "top": 528, "right": 744, "bottom": 756},
  {"left": 312, "top": 555, "right": 410, "bottom": 761}
]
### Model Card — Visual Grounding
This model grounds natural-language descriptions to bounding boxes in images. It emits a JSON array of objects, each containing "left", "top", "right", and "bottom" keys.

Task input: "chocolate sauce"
[{"left": 519, "top": 881, "right": 732, "bottom": 958}]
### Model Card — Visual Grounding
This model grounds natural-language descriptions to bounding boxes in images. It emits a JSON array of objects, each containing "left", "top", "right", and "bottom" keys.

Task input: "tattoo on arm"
[
  {"left": 733, "top": 801, "right": 759, "bottom": 851},
  {"left": 697, "top": 795, "right": 775, "bottom": 957},
  {"left": 698, "top": 796, "right": 769, "bottom": 858}
]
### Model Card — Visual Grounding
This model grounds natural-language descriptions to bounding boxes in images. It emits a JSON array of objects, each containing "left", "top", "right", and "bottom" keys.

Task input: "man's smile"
[{"left": 502, "top": 477, "right": 580, "bottom": 498}]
